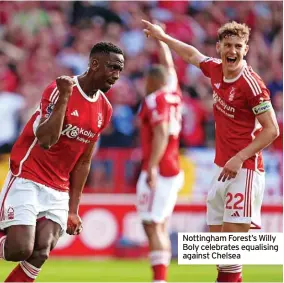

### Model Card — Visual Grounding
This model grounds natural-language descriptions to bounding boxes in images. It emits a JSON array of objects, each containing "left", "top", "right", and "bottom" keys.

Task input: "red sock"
[
  {"left": 149, "top": 251, "right": 171, "bottom": 282},
  {"left": 152, "top": 264, "right": 167, "bottom": 281},
  {"left": 238, "top": 275, "right": 242, "bottom": 282},
  {"left": 5, "top": 261, "right": 41, "bottom": 282},
  {"left": 217, "top": 271, "right": 242, "bottom": 282},
  {"left": 217, "top": 264, "right": 242, "bottom": 282}
]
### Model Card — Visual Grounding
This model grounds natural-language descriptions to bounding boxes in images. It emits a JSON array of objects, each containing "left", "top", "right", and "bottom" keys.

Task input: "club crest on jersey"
[
  {"left": 98, "top": 113, "right": 103, "bottom": 128},
  {"left": 7, "top": 207, "right": 14, "bottom": 220},
  {"left": 229, "top": 87, "right": 236, "bottom": 101}
]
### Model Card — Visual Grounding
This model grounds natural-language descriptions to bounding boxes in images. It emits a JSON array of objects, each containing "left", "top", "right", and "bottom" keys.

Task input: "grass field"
[{"left": 0, "top": 259, "right": 282, "bottom": 282}]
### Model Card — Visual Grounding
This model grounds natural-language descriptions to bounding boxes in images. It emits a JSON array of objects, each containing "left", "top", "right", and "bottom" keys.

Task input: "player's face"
[
  {"left": 217, "top": 36, "right": 249, "bottom": 76},
  {"left": 92, "top": 52, "right": 124, "bottom": 92}
]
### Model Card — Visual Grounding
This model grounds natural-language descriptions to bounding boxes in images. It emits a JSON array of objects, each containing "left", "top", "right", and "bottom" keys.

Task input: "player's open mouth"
[{"left": 226, "top": 57, "right": 237, "bottom": 64}]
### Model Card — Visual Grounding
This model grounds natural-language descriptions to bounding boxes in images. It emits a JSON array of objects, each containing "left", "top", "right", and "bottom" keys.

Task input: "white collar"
[
  {"left": 74, "top": 76, "right": 100, "bottom": 102},
  {"left": 223, "top": 60, "right": 247, "bottom": 83}
]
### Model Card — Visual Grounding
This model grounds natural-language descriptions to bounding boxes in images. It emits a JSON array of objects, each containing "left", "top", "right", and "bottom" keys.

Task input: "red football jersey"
[
  {"left": 139, "top": 71, "right": 182, "bottom": 177},
  {"left": 200, "top": 58, "right": 273, "bottom": 172},
  {"left": 10, "top": 76, "right": 112, "bottom": 191}
]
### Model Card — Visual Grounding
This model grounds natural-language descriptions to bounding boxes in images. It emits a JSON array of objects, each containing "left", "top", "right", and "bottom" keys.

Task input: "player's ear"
[
  {"left": 244, "top": 44, "right": 249, "bottom": 56},
  {"left": 216, "top": 41, "right": 221, "bottom": 55},
  {"left": 90, "top": 58, "right": 99, "bottom": 71}
]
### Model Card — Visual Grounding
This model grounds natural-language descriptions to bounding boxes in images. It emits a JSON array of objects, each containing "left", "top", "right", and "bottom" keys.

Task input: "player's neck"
[
  {"left": 77, "top": 74, "right": 99, "bottom": 98},
  {"left": 223, "top": 61, "right": 245, "bottom": 81}
]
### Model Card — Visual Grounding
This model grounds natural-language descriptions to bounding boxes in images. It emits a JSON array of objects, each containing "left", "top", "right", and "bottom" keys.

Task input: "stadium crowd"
[{"left": 0, "top": 1, "right": 282, "bottom": 152}]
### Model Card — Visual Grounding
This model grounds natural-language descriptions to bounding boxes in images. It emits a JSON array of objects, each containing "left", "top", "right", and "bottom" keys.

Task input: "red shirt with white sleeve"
[
  {"left": 139, "top": 71, "right": 182, "bottom": 177},
  {"left": 200, "top": 58, "right": 273, "bottom": 172},
  {"left": 10, "top": 76, "right": 112, "bottom": 191}
]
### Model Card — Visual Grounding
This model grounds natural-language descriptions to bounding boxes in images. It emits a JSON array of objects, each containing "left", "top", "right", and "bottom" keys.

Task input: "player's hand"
[
  {"left": 56, "top": 76, "right": 74, "bottom": 96},
  {"left": 146, "top": 167, "right": 158, "bottom": 190},
  {"left": 218, "top": 155, "right": 243, "bottom": 182},
  {"left": 66, "top": 213, "right": 83, "bottom": 235},
  {"left": 142, "top": 19, "right": 166, "bottom": 40}
]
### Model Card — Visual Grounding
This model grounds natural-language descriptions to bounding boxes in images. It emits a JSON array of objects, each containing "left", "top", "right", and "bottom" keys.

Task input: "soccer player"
[
  {"left": 136, "top": 37, "right": 184, "bottom": 283},
  {"left": 0, "top": 42, "right": 124, "bottom": 282},
  {"left": 142, "top": 20, "right": 279, "bottom": 282}
]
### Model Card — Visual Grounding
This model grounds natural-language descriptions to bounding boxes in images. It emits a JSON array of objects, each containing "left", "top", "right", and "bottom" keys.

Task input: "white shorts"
[
  {"left": 136, "top": 171, "right": 184, "bottom": 223},
  {"left": 0, "top": 171, "right": 69, "bottom": 235},
  {"left": 206, "top": 166, "right": 265, "bottom": 229}
]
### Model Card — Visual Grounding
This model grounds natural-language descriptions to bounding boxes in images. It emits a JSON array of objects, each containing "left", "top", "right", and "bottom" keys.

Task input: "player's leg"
[
  {"left": 0, "top": 173, "right": 38, "bottom": 262},
  {"left": 4, "top": 218, "right": 61, "bottom": 282},
  {"left": 136, "top": 172, "right": 182, "bottom": 282},
  {"left": 4, "top": 184, "right": 69, "bottom": 282},
  {"left": 206, "top": 166, "right": 240, "bottom": 282},
  {"left": 217, "top": 169, "right": 264, "bottom": 283}
]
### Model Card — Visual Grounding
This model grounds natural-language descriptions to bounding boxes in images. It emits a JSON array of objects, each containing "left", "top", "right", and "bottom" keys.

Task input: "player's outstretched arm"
[
  {"left": 67, "top": 142, "right": 96, "bottom": 235},
  {"left": 36, "top": 76, "right": 73, "bottom": 149},
  {"left": 142, "top": 19, "right": 206, "bottom": 68}
]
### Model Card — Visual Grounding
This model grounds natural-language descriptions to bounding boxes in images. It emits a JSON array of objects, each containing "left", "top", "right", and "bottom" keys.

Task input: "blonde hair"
[{"left": 218, "top": 21, "right": 251, "bottom": 43}]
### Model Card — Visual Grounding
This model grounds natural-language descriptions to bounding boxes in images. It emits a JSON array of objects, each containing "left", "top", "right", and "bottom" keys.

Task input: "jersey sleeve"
[
  {"left": 243, "top": 71, "right": 273, "bottom": 115},
  {"left": 40, "top": 81, "right": 59, "bottom": 120},
  {"left": 199, "top": 57, "right": 222, "bottom": 78},
  {"left": 145, "top": 94, "right": 169, "bottom": 126},
  {"left": 33, "top": 81, "right": 59, "bottom": 135}
]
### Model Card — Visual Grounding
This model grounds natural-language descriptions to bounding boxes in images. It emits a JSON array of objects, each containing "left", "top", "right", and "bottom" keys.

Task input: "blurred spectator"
[{"left": 0, "top": 1, "right": 282, "bottom": 152}]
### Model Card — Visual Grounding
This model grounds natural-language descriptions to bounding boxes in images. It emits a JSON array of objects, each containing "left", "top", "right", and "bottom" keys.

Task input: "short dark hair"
[
  {"left": 147, "top": 64, "right": 167, "bottom": 83},
  {"left": 90, "top": 42, "right": 124, "bottom": 58}
]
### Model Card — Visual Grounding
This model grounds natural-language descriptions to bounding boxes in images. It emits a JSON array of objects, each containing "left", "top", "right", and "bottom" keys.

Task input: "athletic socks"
[
  {"left": 216, "top": 264, "right": 242, "bottom": 282},
  {"left": 149, "top": 250, "right": 171, "bottom": 282},
  {"left": 4, "top": 261, "right": 41, "bottom": 282}
]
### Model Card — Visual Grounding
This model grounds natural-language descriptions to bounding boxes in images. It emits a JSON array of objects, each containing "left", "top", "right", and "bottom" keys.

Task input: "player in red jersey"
[
  {"left": 142, "top": 20, "right": 279, "bottom": 282},
  {"left": 0, "top": 42, "right": 124, "bottom": 282},
  {"left": 136, "top": 38, "right": 184, "bottom": 283}
]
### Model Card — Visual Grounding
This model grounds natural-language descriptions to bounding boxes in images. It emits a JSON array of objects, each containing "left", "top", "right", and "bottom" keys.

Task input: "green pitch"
[{"left": 0, "top": 259, "right": 282, "bottom": 282}]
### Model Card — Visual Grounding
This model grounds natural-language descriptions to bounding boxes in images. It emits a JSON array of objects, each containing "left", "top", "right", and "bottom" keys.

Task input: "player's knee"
[
  {"left": 5, "top": 243, "right": 33, "bottom": 262},
  {"left": 143, "top": 222, "right": 162, "bottom": 238}
]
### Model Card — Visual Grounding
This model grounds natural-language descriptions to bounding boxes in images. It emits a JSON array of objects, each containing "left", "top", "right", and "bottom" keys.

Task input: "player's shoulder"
[
  {"left": 41, "top": 80, "right": 58, "bottom": 102},
  {"left": 203, "top": 57, "right": 222, "bottom": 65},
  {"left": 99, "top": 90, "right": 113, "bottom": 112},
  {"left": 241, "top": 65, "right": 267, "bottom": 95}
]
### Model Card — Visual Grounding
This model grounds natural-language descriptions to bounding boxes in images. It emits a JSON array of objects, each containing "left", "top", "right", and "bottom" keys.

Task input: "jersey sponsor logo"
[
  {"left": 229, "top": 87, "right": 236, "bottom": 101},
  {"left": 71, "top": 110, "right": 79, "bottom": 117},
  {"left": 61, "top": 124, "right": 95, "bottom": 143},
  {"left": 214, "top": 83, "right": 221, "bottom": 89},
  {"left": 213, "top": 91, "right": 235, "bottom": 118},
  {"left": 252, "top": 101, "right": 272, "bottom": 115}
]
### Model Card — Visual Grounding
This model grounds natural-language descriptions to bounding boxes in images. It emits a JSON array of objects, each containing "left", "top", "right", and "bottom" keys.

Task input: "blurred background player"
[
  {"left": 142, "top": 20, "right": 279, "bottom": 283},
  {"left": 136, "top": 31, "right": 184, "bottom": 283},
  {"left": 0, "top": 42, "right": 124, "bottom": 282}
]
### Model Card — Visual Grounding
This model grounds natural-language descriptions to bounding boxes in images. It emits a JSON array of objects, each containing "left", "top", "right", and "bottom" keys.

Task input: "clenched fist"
[
  {"left": 56, "top": 76, "right": 74, "bottom": 97},
  {"left": 66, "top": 213, "right": 83, "bottom": 235}
]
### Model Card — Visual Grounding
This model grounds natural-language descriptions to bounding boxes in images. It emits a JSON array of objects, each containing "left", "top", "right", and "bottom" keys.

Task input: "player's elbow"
[{"left": 271, "top": 125, "right": 280, "bottom": 140}]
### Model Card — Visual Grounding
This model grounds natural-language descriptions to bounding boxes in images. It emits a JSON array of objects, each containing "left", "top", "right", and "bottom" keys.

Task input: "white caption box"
[{"left": 178, "top": 233, "right": 284, "bottom": 265}]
